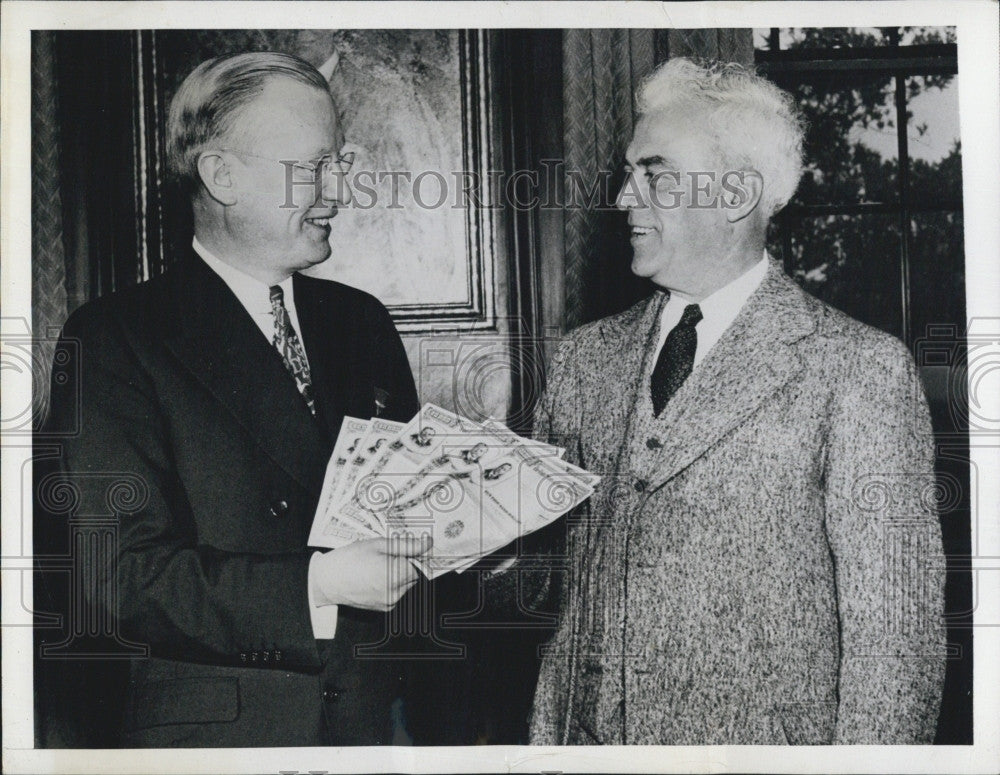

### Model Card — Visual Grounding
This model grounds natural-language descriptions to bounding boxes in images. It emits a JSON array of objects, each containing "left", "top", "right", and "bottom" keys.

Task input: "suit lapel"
[
  {"left": 645, "top": 261, "right": 816, "bottom": 490},
  {"left": 163, "top": 255, "right": 330, "bottom": 490},
  {"left": 589, "top": 294, "right": 667, "bottom": 471},
  {"left": 293, "top": 273, "right": 373, "bottom": 441}
]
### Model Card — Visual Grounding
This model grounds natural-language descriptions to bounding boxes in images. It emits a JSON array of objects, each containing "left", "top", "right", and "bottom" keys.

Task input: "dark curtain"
[
  {"left": 561, "top": 29, "right": 659, "bottom": 329},
  {"left": 559, "top": 29, "right": 753, "bottom": 330},
  {"left": 31, "top": 32, "right": 69, "bottom": 431},
  {"left": 32, "top": 30, "right": 145, "bottom": 748},
  {"left": 32, "top": 31, "right": 141, "bottom": 427}
]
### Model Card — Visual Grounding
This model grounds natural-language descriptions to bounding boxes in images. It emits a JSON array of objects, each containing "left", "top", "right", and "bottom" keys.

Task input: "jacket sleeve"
[
  {"left": 47, "top": 305, "right": 323, "bottom": 672},
  {"left": 532, "top": 337, "right": 584, "bottom": 466},
  {"left": 823, "top": 336, "right": 946, "bottom": 743}
]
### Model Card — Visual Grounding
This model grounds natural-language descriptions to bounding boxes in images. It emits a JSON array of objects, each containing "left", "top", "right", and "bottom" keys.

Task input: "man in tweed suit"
[{"left": 527, "top": 59, "right": 946, "bottom": 745}]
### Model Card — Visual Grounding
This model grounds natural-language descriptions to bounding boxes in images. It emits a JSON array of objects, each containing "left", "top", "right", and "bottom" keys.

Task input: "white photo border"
[{"left": 2, "top": 2, "right": 998, "bottom": 773}]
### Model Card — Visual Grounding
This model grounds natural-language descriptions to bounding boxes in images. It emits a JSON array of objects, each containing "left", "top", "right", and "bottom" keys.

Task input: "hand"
[{"left": 311, "top": 535, "right": 430, "bottom": 612}]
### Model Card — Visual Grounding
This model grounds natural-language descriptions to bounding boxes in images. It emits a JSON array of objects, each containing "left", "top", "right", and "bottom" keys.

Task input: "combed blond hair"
[{"left": 166, "top": 51, "right": 329, "bottom": 192}]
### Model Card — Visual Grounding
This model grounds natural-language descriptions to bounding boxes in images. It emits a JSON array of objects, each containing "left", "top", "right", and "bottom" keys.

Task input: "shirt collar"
[
  {"left": 669, "top": 249, "right": 769, "bottom": 322},
  {"left": 192, "top": 237, "right": 294, "bottom": 316}
]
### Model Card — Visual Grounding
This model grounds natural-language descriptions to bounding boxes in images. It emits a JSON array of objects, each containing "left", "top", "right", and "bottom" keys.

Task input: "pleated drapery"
[{"left": 31, "top": 31, "right": 70, "bottom": 429}]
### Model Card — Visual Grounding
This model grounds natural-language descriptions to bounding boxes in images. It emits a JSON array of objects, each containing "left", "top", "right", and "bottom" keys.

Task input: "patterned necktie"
[
  {"left": 650, "top": 303, "right": 703, "bottom": 417},
  {"left": 269, "top": 285, "right": 316, "bottom": 416}
]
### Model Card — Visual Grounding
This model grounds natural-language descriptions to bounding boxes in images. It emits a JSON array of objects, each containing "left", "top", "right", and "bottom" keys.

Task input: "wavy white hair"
[{"left": 636, "top": 58, "right": 806, "bottom": 216}]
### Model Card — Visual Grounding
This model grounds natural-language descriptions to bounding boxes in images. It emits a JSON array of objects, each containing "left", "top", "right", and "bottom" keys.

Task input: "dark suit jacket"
[{"left": 45, "top": 250, "right": 420, "bottom": 747}]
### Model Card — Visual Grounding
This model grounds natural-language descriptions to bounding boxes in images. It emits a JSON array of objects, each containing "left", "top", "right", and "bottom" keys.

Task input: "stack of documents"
[{"left": 308, "top": 404, "right": 598, "bottom": 578}]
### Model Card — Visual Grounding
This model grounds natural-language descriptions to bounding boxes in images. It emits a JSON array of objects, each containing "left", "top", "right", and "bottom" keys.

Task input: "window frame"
[{"left": 755, "top": 28, "right": 960, "bottom": 348}]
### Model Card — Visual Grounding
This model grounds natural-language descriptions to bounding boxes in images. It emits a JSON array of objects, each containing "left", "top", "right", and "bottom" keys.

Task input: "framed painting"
[{"left": 136, "top": 29, "right": 499, "bottom": 332}]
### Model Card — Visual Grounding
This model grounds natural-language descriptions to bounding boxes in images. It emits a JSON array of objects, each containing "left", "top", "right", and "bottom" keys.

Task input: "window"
[{"left": 755, "top": 27, "right": 962, "bottom": 350}]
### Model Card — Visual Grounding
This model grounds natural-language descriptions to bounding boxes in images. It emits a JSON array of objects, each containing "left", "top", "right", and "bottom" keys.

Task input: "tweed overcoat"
[{"left": 528, "top": 259, "right": 946, "bottom": 745}]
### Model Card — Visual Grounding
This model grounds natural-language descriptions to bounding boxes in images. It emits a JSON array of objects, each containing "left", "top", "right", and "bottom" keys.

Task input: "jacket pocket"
[{"left": 126, "top": 677, "right": 240, "bottom": 731}]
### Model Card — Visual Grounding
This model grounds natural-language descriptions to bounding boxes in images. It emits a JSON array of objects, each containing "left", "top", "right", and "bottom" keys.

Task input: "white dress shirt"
[
  {"left": 193, "top": 238, "right": 338, "bottom": 638},
  {"left": 655, "top": 251, "right": 769, "bottom": 367}
]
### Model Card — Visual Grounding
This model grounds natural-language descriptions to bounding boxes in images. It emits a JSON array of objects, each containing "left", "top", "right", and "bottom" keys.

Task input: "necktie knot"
[
  {"left": 680, "top": 303, "right": 703, "bottom": 327},
  {"left": 269, "top": 285, "right": 284, "bottom": 308}
]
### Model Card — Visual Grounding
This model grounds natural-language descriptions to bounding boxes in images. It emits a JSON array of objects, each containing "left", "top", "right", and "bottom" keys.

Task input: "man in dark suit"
[{"left": 45, "top": 51, "right": 426, "bottom": 747}]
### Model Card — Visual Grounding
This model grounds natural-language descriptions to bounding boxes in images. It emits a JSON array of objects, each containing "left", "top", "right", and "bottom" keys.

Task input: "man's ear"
[
  {"left": 196, "top": 151, "right": 238, "bottom": 206},
  {"left": 720, "top": 170, "right": 763, "bottom": 223}
]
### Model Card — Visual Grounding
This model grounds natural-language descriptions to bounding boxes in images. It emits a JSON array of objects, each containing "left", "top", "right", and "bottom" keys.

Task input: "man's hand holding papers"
[{"left": 308, "top": 404, "right": 598, "bottom": 578}]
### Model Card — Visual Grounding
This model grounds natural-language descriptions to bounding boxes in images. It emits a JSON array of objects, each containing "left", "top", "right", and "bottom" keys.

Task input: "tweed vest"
[{"left": 560, "top": 292, "right": 689, "bottom": 744}]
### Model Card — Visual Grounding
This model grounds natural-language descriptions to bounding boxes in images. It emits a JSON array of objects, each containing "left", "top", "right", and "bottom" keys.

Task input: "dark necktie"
[
  {"left": 269, "top": 285, "right": 316, "bottom": 416},
  {"left": 650, "top": 303, "right": 703, "bottom": 417}
]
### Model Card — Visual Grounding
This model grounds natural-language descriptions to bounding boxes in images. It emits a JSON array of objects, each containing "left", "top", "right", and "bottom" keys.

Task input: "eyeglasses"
[{"left": 221, "top": 148, "right": 356, "bottom": 183}]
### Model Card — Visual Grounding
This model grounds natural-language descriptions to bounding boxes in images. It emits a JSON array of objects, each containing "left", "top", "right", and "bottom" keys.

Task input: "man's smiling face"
[
  {"left": 617, "top": 106, "right": 734, "bottom": 298},
  {"left": 225, "top": 79, "right": 351, "bottom": 279}
]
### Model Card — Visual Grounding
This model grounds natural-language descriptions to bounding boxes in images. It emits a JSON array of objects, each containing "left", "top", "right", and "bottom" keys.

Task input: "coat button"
[
  {"left": 269, "top": 499, "right": 289, "bottom": 517},
  {"left": 634, "top": 479, "right": 648, "bottom": 492},
  {"left": 323, "top": 687, "right": 342, "bottom": 702},
  {"left": 646, "top": 437, "right": 662, "bottom": 450}
]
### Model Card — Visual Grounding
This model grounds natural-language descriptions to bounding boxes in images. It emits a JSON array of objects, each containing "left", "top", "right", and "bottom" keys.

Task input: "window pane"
[
  {"left": 770, "top": 214, "right": 903, "bottom": 338},
  {"left": 909, "top": 210, "right": 965, "bottom": 346},
  {"left": 770, "top": 73, "right": 898, "bottom": 207},
  {"left": 906, "top": 75, "right": 962, "bottom": 204},
  {"left": 899, "top": 26, "right": 956, "bottom": 45},
  {"left": 754, "top": 26, "right": 955, "bottom": 52},
  {"left": 776, "top": 27, "right": 892, "bottom": 50},
  {"left": 752, "top": 28, "right": 776, "bottom": 51},
  {"left": 909, "top": 211, "right": 965, "bottom": 427}
]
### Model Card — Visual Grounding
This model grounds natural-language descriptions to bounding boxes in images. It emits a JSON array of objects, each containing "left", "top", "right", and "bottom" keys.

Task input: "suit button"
[
  {"left": 323, "top": 687, "right": 342, "bottom": 702},
  {"left": 269, "top": 499, "right": 289, "bottom": 517},
  {"left": 646, "top": 437, "right": 662, "bottom": 450},
  {"left": 634, "top": 479, "right": 648, "bottom": 492}
]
